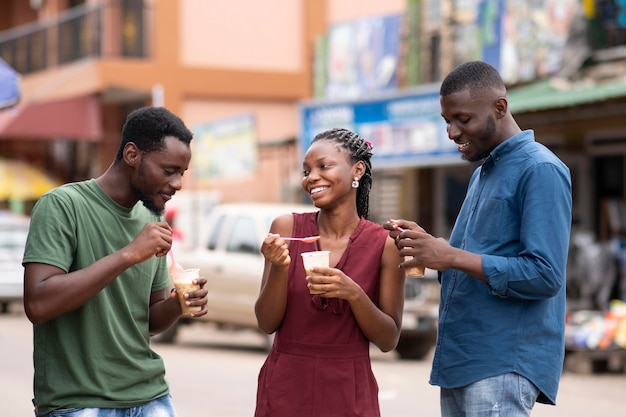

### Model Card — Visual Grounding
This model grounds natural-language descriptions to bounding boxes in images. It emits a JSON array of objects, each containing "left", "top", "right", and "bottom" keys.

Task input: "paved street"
[{"left": 1, "top": 306, "right": 624, "bottom": 416}]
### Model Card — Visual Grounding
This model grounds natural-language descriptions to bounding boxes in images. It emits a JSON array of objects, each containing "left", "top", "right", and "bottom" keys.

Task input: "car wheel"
[
  {"left": 151, "top": 320, "right": 180, "bottom": 344},
  {"left": 395, "top": 331, "right": 436, "bottom": 360}
]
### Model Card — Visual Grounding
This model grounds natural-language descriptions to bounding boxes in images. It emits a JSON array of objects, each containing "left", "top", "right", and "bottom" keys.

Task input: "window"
[
  {"left": 207, "top": 214, "right": 226, "bottom": 250},
  {"left": 226, "top": 216, "right": 259, "bottom": 254}
]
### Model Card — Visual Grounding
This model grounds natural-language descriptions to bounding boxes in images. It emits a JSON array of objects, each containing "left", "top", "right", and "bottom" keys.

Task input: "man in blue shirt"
[{"left": 386, "top": 61, "right": 572, "bottom": 416}]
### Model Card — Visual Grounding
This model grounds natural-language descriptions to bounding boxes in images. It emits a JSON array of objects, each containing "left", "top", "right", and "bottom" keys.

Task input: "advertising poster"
[
  {"left": 451, "top": 0, "right": 578, "bottom": 84},
  {"left": 499, "top": 0, "right": 577, "bottom": 83},
  {"left": 325, "top": 14, "right": 403, "bottom": 100},
  {"left": 313, "top": 34, "right": 328, "bottom": 99},
  {"left": 403, "top": 0, "right": 422, "bottom": 87},
  {"left": 451, "top": 0, "right": 484, "bottom": 68},
  {"left": 192, "top": 114, "right": 257, "bottom": 183}
]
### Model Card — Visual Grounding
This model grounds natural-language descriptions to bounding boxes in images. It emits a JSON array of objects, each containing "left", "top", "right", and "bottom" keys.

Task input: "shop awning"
[
  {"left": 0, "top": 60, "right": 106, "bottom": 140},
  {"left": 508, "top": 78, "right": 626, "bottom": 114},
  {"left": 0, "top": 94, "right": 101, "bottom": 140}
]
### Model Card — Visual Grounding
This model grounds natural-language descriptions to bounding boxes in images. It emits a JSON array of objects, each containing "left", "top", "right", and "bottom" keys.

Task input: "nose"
[
  {"left": 170, "top": 173, "right": 183, "bottom": 191},
  {"left": 447, "top": 123, "right": 461, "bottom": 141},
  {"left": 306, "top": 167, "right": 321, "bottom": 181},
  {"left": 302, "top": 168, "right": 320, "bottom": 190}
]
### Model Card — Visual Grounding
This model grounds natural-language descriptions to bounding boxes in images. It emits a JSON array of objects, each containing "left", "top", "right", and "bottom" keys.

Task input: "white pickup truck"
[{"left": 154, "top": 202, "right": 439, "bottom": 360}]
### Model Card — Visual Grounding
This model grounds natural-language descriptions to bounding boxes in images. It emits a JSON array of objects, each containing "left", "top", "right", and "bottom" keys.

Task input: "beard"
[
  {"left": 132, "top": 185, "right": 164, "bottom": 216},
  {"left": 465, "top": 115, "right": 496, "bottom": 163},
  {"left": 131, "top": 161, "right": 164, "bottom": 216}
]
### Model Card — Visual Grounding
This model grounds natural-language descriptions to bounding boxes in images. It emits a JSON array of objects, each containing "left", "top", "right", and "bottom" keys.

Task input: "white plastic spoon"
[{"left": 279, "top": 235, "right": 321, "bottom": 243}]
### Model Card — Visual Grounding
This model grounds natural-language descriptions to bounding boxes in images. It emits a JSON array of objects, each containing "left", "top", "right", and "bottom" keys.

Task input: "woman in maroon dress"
[{"left": 254, "top": 128, "right": 406, "bottom": 416}]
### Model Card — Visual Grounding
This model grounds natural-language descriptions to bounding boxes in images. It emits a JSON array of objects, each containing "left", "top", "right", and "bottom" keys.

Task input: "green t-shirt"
[{"left": 23, "top": 179, "right": 171, "bottom": 415}]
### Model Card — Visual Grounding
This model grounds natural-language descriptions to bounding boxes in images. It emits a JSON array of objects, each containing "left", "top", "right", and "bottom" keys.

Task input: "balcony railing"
[{"left": 0, "top": 0, "right": 151, "bottom": 75}]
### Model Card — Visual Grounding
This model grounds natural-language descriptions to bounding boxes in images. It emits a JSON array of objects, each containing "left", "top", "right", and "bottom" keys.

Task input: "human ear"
[
  {"left": 494, "top": 96, "right": 508, "bottom": 119},
  {"left": 353, "top": 160, "right": 366, "bottom": 177},
  {"left": 124, "top": 143, "right": 140, "bottom": 167}
]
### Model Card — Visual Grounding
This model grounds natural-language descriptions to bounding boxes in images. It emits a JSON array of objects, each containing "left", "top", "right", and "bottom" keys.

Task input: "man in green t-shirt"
[{"left": 22, "top": 106, "right": 207, "bottom": 417}]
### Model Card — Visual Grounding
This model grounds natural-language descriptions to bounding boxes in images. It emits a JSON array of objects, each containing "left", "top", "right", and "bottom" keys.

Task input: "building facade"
[
  {"left": 0, "top": 0, "right": 325, "bottom": 206},
  {"left": 2, "top": 0, "right": 626, "bottom": 249}
]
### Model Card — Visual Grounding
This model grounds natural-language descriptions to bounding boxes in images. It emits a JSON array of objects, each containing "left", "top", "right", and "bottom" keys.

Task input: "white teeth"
[
  {"left": 458, "top": 141, "right": 471, "bottom": 150},
  {"left": 310, "top": 187, "right": 327, "bottom": 195}
]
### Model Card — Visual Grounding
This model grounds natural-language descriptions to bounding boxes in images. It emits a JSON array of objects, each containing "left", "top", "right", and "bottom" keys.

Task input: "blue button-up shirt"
[{"left": 429, "top": 130, "right": 572, "bottom": 405}]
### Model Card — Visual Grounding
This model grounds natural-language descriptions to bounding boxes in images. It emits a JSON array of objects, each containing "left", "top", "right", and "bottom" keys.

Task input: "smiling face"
[
  {"left": 440, "top": 87, "right": 503, "bottom": 162},
  {"left": 301, "top": 139, "right": 362, "bottom": 210},
  {"left": 129, "top": 136, "right": 191, "bottom": 215}
]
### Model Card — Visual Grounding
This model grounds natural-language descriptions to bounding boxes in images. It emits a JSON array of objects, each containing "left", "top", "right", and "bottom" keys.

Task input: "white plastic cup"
[
  {"left": 171, "top": 268, "right": 201, "bottom": 315},
  {"left": 301, "top": 250, "right": 330, "bottom": 294}
]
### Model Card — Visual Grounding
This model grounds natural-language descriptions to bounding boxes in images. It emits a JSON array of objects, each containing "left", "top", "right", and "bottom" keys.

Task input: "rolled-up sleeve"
[{"left": 484, "top": 162, "right": 572, "bottom": 299}]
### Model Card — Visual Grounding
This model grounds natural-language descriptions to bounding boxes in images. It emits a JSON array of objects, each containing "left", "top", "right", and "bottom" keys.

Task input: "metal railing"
[{"left": 0, "top": 0, "right": 151, "bottom": 75}]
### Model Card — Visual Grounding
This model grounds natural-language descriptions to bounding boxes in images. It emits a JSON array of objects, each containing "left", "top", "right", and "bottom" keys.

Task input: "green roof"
[{"left": 507, "top": 78, "right": 626, "bottom": 113}]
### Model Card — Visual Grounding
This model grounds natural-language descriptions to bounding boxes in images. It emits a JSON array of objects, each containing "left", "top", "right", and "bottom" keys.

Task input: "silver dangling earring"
[{"left": 352, "top": 177, "right": 360, "bottom": 188}]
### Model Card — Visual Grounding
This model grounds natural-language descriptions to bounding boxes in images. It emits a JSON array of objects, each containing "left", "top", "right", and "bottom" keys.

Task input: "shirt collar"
[{"left": 488, "top": 129, "right": 534, "bottom": 164}]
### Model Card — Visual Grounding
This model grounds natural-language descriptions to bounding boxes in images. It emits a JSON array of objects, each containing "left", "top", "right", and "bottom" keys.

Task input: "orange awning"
[{"left": 0, "top": 94, "right": 101, "bottom": 140}]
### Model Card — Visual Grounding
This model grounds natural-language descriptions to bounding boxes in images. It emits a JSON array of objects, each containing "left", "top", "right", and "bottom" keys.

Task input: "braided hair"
[{"left": 311, "top": 128, "right": 373, "bottom": 220}]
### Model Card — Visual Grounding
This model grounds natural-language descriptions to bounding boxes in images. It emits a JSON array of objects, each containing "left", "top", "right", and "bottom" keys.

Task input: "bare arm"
[
  {"left": 254, "top": 214, "right": 293, "bottom": 333},
  {"left": 24, "top": 222, "right": 175, "bottom": 325},
  {"left": 148, "top": 288, "right": 182, "bottom": 335},
  {"left": 350, "top": 236, "right": 406, "bottom": 351},
  {"left": 147, "top": 274, "right": 209, "bottom": 335},
  {"left": 307, "top": 236, "right": 406, "bottom": 352}
]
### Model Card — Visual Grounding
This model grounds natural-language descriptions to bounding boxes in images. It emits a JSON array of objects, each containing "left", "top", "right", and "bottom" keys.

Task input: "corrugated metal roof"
[{"left": 507, "top": 78, "right": 626, "bottom": 113}]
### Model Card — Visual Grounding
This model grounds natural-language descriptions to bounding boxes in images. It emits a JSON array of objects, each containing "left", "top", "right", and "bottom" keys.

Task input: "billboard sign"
[
  {"left": 192, "top": 113, "right": 257, "bottom": 182},
  {"left": 300, "top": 85, "right": 461, "bottom": 169}
]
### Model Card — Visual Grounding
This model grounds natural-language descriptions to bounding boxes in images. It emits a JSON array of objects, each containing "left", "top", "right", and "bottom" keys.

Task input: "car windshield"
[{"left": 227, "top": 216, "right": 258, "bottom": 254}]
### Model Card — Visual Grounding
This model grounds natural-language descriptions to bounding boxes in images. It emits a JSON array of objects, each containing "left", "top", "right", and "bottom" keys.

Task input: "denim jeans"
[
  {"left": 440, "top": 373, "right": 540, "bottom": 417},
  {"left": 39, "top": 394, "right": 177, "bottom": 417}
]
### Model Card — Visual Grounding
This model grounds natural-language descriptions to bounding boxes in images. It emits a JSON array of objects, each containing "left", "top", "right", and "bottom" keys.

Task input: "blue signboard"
[{"left": 299, "top": 85, "right": 461, "bottom": 169}]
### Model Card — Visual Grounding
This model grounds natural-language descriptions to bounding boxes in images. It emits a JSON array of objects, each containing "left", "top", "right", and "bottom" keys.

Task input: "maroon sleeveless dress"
[{"left": 254, "top": 211, "right": 389, "bottom": 417}]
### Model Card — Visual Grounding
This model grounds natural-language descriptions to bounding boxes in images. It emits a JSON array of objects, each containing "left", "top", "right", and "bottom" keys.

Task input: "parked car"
[
  {"left": 154, "top": 203, "right": 439, "bottom": 360},
  {"left": 0, "top": 211, "right": 29, "bottom": 313},
  {"left": 397, "top": 271, "right": 439, "bottom": 359}
]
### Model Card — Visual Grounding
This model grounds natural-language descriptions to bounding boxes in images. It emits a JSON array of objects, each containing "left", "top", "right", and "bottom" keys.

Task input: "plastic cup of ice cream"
[
  {"left": 171, "top": 268, "right": 201, "bottom": 314},
  {"left": 301, "top": 250, "right": 330, "bottom": 294}
]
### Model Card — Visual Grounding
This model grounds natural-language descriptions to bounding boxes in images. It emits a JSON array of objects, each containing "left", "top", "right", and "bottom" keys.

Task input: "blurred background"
[{"left": 1, "top": 0, "right": 626, "bottom": 390}]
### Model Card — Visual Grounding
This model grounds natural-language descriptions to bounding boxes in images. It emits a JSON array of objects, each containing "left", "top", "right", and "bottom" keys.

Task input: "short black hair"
[
  {"left": 115, "top": 106, "right": 193, "bottom": 160},
  {"left": 440, "top": 61, "right": 505, "bottom": 97},
  {"left": 311, "top": 127, "right": 373, "bottom": 220}
]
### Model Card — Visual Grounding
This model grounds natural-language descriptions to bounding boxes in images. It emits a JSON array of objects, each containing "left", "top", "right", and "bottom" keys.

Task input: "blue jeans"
[
  {"left": 440, "top": 373, "right": 539, "bottom": 417},
  {"left": 39, "top": 394, "right": 177, "bottom": 417}
]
